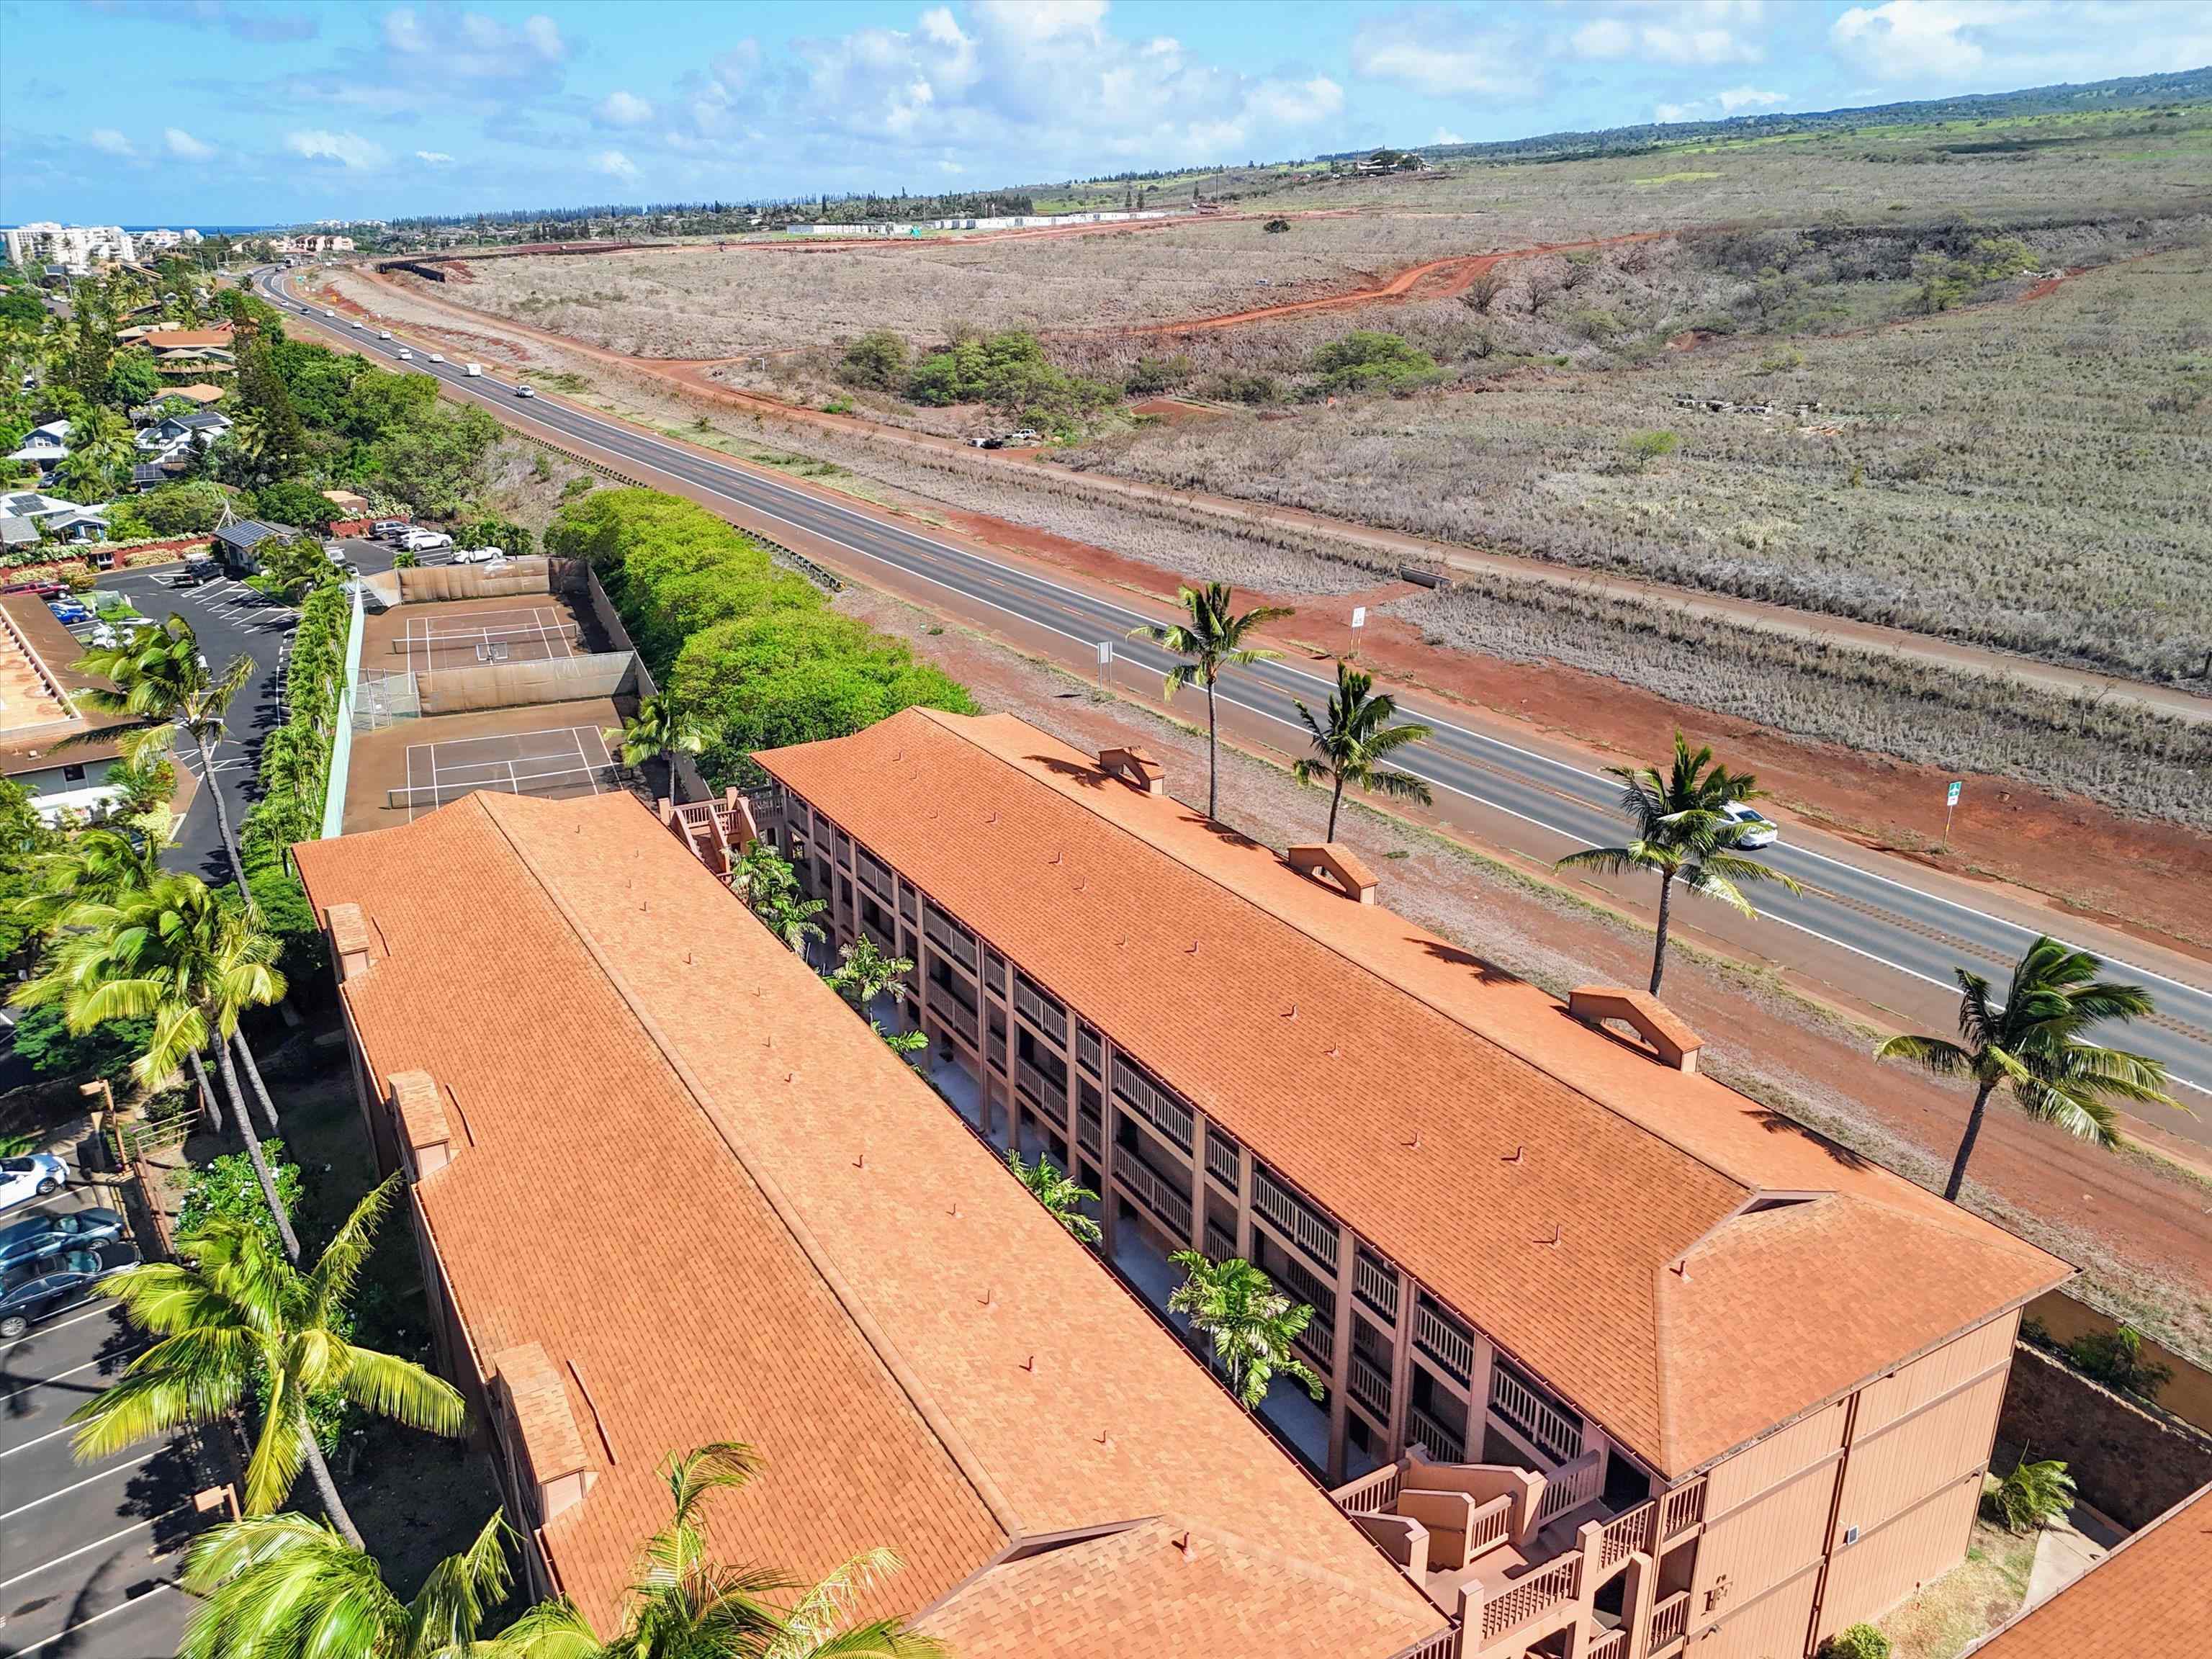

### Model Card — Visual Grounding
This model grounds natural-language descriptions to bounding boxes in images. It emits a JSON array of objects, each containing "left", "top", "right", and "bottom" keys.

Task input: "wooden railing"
[
  {"left": 1076, "top": 1025, "right": 1102, "bottom": 1075},
  {"left": 1205, "top": 1125, "right": 1240, "bottom": 1191},
  {"left": 1349, "top": 1349, "right": 1392, "bottom": 1420},
  {"left": 1077, "top": 1108, "right": 1102, "bottom": 1159},
  {"left": 1015, "top": 1058, "right": 1059, "bottom": 1110},
  {"left": 1293, "top": 1309, "right": 1335, "bottom": 1372},
  {"left": 1254, "top": 1164, "right": 1339, "bottom": 1269},
  {"left": 1534, "top": 1449, "right": 1604, "bottom": 1526},
  {"left": 1492, "top": 1361, "right": 1583, "bottom": 1465},
  {"left": 1658, "top": 1478, "right": 1707, "bottom": 1540},
  {"left": 1598, "top": 1498, "right": 1657, "bottom": 1568},
  {"left": 1205, "top": 1220, "right": 1236, "bottom": 1263},
  {"left": 854, "top": 847, "right": 893, "bottom": 903},
  {"left": 1406, "top": 1403, "right": 1466, "bottom": 1463},
  {"left": 1650, "top": 1591, "right": 1691, "bottom": 1652},
  {"left": 922, "top": 906, "right": 975, "bottom": 971},
  {"left": 1466, "top": 1492, "right": 1514, "bottom": 1559},
  {"left": 1330, "top": 1461, "right": 1403, "bottom": 1516},
  {"left": 1585, "top": 1625, "right": 1629, "bottom": 1659},
  {"left": 1117, "top": 1156, "right": 1192, "bottom": 1237},
  {"left": 1414, "top": 1296, "right": 1476, "bottom": 1385},
  {"left": 1013, "top": 976, "right": 1064, "bottom": 1043},
  {"left": 1113, "top": 1056, "right": 1193, "bottom": 1148},
  {"left": 1354, "top": 1244, "right": 1400, "bottom": 1322},
  {"left": 1479, "top": 1552, "right": 1581, "bottom": 1643}
]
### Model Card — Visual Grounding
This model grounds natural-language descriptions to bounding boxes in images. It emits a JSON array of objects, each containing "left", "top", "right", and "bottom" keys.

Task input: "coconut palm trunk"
[
  {"left": 1945, "top": 1079, "right": 2000, "bottom": 1203},
  {"left": 1650, "top": 871, "right": 1676, "bottom": 995},
  {"left": 1203, "top": 680, "right": 1220, "bottom": 819},
  {"left": 192, "top": 722, "right": 257, "bottom": 918},
  {"left": 231, "top": 1030, "right": 282, "bottom": 1135},
  {"left": 1326, "top": 777, "right": 1347, "bottom": 842},
  {"left": 212, "top": 1037, "right": 302, "bottom": 1262},
  {"left": 298, "top": 1425, "right": 364, "bottom": 1549},
  {"left": 186, "top": 1046, "right": 224, "bottom": 1134}
]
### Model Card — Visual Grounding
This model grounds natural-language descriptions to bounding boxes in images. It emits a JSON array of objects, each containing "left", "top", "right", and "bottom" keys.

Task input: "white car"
[
  {"left": 427, "top": 352, "right": 445, "bottom": 363},
  {"left": 0, "top": 1154, "right": 67, "bottom": 1213},
  {"left": 1721, "top": 801, "right": 1779, "bottom": 850},
  {"left": 402, "top": 529, "right": 454, "bottom": 552},
  {"left": 378, "top": 330, "right": 393, "bottom": 340},
  {"left": 396, "top": 349, "right": 413, "bottom": 360},
  {"left": 452, "top": 545, "right": 505, "bottom": 565},
  {"left": 323, "top": 307, "right": 336, "bottom": 317},
  {"left": 514, "top": 385, "right": 536, "bottom": 398}
]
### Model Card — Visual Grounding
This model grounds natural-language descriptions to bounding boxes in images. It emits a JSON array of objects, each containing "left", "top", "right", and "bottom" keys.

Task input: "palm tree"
[
  {"left": 1166, "top": 1252, "right": 1323, "bottom": 1411},
  {"left": 70, "top": 614, "right": 260, "bottom": 912},
  {"left": 71, "top": 1174, "right": 467, "bottom": 1548},
  {"left": 825, "top": 938, "right": 925, "bottom": 1054},
  {"left": 1130, "top": 583, "right": 1292, "bottom": 821},
  {"left": 12, "top": 809, "right": 176, "bottom": 941},
  {"left": 11, "top": 870, "right": 290, "bottom": 1245},
  {"left": 732, "top": 841, "right": 826, "bottom": 957},
  {"left": 55, "top": 408, "right": 137, "bottom": 500},
  {"left": 608, "top": 693, "right": 708, "bottom": 806},
  {"left": 1292, "top": 660, "right": 1432, "bottom": 842},
  {"left": 500, "top": 1443, "right": 942, "bottom": 1659},
  {"left": 179, "top": 1509, "right": 521, "bottom": 1659},
  {"left": 1553, "top": 733, "right": 1801, "bottom": 997},
  {"left": 1005, "top": 1150, "right": 1101, "bottom": 1245},
  {"left": 1876, "top": 936, "right": 2174, "bottom": 1202}
]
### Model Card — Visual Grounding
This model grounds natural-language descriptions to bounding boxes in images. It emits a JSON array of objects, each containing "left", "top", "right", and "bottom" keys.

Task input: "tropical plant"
[
  {"left": 824, "top": 937, "right": 925, "bottom": 1053},
  {"left": 1166, "top": 1252, "right": 1323, "bottom": 1411},
  {"left": 1292, "top": 660, "right": 1432, "bottom": 842},
  {"left": 71, "top": 1174, "right": 467, "bottom": 1546},
  {"left": 1130, "top": 583, "right": 1292, "bottom": 822},
  {"left": 1005, "top": 1150, "right": 1101, "bottom": 1245},
  {"left": 1984, "top": 1453, "right": 2075, "bottom": 1534},
  {"left": 1553, "top": 734, "right": 1801, "bottom": 997},
  {"left": 54, "top": 406, "right": 135, "bottom": 498},
  {"left": 68, "top": 614, "right": 259, "bottom": 911},
  {"left": 11, "top": 809, "right": 175, "bottom": 941},
  {"left": 179, "top": 1509, "right": 522, "bottom": 1659},
  {"left": 731, "top": 841, "right": 826, "bottom": 956},
  {"left": 498, "top": 1443, "right": 943, "bottom": 1659},
  {"left": 1876, "top": 935, "right": 2174, "bottom": 1200},
  {"left": 10, "top": 870, "right": 292, "bottom": 1245},
  {"left": 1819, "top": 1625, "right": 1892, "bottom": 1659},
  {"left": 608, "top": 693, "right": 708, "bottom": 806},
  {"left": 2064, "top": 1323, "right": 2172, "bottom": 1401}
]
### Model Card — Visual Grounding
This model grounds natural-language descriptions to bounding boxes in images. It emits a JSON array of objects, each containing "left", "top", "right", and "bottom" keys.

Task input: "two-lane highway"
[{"left": 252, "top": 267, "right": 2212, "bottom": 1110}]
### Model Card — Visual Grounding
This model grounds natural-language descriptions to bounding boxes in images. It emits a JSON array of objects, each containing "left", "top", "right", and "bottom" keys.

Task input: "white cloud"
[
  {"left": 1829, "top": 0, "right": 2212, "bottom": 85},
  {"left": 592, "top": 149, "right": 639, "bottom": 182},
  {"left": 1654, "top": 104, "right": 1694, "bottom": 124},
  {"left": 595, "top": 90, "right": 655, "bottom": 127},
  {"left": 416, "top": 150, "right": 455, "bottom": 164},
  {"left": 1246, "top": 76, "right": 1344, "bottom": 127},
  {"left": 1654, "top": 85, "right": 1791, "bottom": 123},
  {"left": 1354, "top": 9, "right": 1534, "bottom": 97},
  {"left": 87, "top": 127, "right": 136, "bottom": 158},
  {"left": 1569, "top": 1, "right": 1766, "bottom": 66},
  {"left": 1431, "top": 127, "right": 1467, "bottom": 145},
  {"left": 1717, "top": 85, "right": 1787, "bottom": 112},
  {"left": 163, "top": 127, "right": 216, "bottom": 161},
  {"left": 523, "top": 14, "right": 565, "bottom": 60},
  {"left": 379, "top": 4, "right": 565, "bottom": 77},
  {"left": 284, "top": 129, "right": 390, "bottom": 170}
]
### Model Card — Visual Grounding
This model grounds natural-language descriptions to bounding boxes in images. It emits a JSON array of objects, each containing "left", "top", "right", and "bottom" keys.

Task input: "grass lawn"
[{"left": 1878, "top": 1491, "right": 2037, "bottom": 1659}]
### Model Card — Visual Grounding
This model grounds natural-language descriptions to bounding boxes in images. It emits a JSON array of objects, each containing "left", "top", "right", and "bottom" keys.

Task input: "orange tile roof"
[
  {"left": 292, "top": 791, "right": 1442, "bottom": 1656},
  {"left": 1961, "top": 1484, "right": 2211, "bottom": 1658},
  {"left": 757, "top": 709, "right": 2070, "bottom": 1479}
]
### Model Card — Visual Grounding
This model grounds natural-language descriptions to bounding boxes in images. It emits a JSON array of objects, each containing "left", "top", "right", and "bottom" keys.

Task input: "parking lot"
[{"left": 1, "top": 1157, "right": 212, "bottom": 1658}]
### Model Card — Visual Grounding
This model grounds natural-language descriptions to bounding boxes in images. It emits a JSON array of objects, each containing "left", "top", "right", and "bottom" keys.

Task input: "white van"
[{"left": 462, "top": 363, "right": 484, "bottom": 377}]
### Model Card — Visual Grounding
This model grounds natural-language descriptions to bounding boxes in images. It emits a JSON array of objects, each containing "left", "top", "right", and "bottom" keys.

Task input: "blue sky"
[{"left": 4, "top": 0, "right": 2208, "bottom": 225}]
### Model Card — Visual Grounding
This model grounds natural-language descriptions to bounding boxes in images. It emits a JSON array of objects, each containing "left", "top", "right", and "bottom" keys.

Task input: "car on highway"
[
  {"left": 0, "top": 1205, "right": 125, "bottom": 1270},
  {"left": 323, "top": 307, "right": 336, "bottom": 316},
  {"left": 515, "top": 385, "right": 536, "bottom": 398},
  {"left": 0, "top": 1241, "right": 141, "bottom": 1339},
  {"left": 0, "top": 1152, "right": 68, "bottom": 1213},
  {"left": 1721, "top": 800, "right": 1780, "bottom": 850},
  {"left": 452, "top": 545, "right": 505, "bottom": 565},
  {"left": 397, "top": 349, "right": 413, "bottom": 360},
  {"left": 428, "top": 352, "right": 445, "bottom": 363},
  {"left": 378, "top": 330, "right": 393, "bottom": 340},
  {"left": 350, "top": 319, "right": 365, "bottom": 329}
]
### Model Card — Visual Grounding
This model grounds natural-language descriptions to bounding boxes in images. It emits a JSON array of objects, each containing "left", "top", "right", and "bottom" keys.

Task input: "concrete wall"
[
  {"left": 2025, "top": 1288, "right": 2212, "bottom": 1434},
  {"left": 415, "top": 650, "right": 638, "bottom": 715},
  {"left": 397, "top": 557, "right": 555, "bottom": 604},
  {"left": 1997, "top": 1342, "right": 2212, "bottom": 1529}
]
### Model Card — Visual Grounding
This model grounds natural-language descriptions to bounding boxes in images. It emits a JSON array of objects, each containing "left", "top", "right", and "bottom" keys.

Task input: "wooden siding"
[
  {"left": 1838, "top": 1370, "right": 2007, "bottom": 1544},
  {"left": 1693, "top": 1460, "right": 1836, "bottom": 1636},
  {"left": 1704, "top": 1401, "right": 1849, "bottom": 1519},
  {"left": 1853, "top": 1313, "right": 2016, "bottom": 1437},
  {"left": 1815, "top": 1475, "right": 1982, "bottom": 1642},
  {"left": 1691, "top": 1560, "right": 1822, "bottom": 1659}
]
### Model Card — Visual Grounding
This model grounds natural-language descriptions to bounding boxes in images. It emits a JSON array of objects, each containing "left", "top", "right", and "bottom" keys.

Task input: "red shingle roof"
[
  {"left": 757, "top": 709, "right": 2070, "bottom": 1478},
  {"left": 293, "top": 790, "right": 1443, "bottom": 1656},
  {"left": 1961, "top": 1485, "right": 2211, "bottom": 1658}
]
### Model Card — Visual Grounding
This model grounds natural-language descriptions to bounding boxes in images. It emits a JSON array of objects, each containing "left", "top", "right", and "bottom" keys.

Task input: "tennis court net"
[
  {"left": 387, "top": 762, "right": 622, "bottom": 809},
  {"left": 390, "top": 624, "right": 582, "bottom": 654}
]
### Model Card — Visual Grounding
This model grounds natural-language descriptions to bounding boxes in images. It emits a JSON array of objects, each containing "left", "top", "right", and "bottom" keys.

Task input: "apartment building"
[
  {"left": 294, "top": 788, "right": 1450, "bottom": 1659},
  {"left": 755, "top": 707, "right": 2072, "bottom": 1659},
  {"left": 2, "top": 221, "right": 134, "bottom": 270}
]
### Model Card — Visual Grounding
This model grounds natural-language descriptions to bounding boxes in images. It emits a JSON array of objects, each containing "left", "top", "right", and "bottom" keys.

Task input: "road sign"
[
  {"left": 1351, "top": 606, "right": 1367, "bottom": 629},
  {"left": 1947, "top": 781, "right": 1962, "bottom": 806},
  {"left": 1943, "top": 779, "right": 1962, "bottom": 851},
  {"left": 1097, "top": 639, "right": 1115, "bottom": 666}
]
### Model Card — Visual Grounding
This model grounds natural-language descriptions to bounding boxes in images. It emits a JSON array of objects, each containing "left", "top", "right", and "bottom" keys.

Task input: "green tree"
[
  {"left": 607, "top": 692, "right": 708, "bottom": 805},
  {"left": 451, "top": 515, "right": 534, "bottom": 558},
  {"left": 824, "top": 938, "right": 925, "bottom": 1053},
  {"left": 2064, "top": 1323, "right": 2172, "bottom": 1401},
  {"left": 1553, "top": 734, "right": 1801, "bottom": 997},
  {"left": 1166, "top": 1253, "right": 1323, "bottom": 1411},
  {"left": 732, "top": 841, "right": 827, "bottom": 956},
  {"left": 231, "top": 318, "right": 305, "bottom": 483},
  {"left": 71, "top": 1175, "right": 467, "bottom": 1545},
  {"left": 1292, "top": 660, "right": 1431, "bottom": 842},
  {"left": 1985, "top": 1455, "right": 2074, "bottom": 1533},
  {"left": 12, "top": 809, "right": 175, "bottom": 941},
  {"left": 840, "top": 329, "right": 910, "bottom": 391},
  {"left": 249, "top": 532, "right": 345, "bottom": 604},
  {"left": 103, "top": 348, "right": 163, "bottom": 411},
  {"left": 1005, "top": 1149, "right": 1100, "bottom": 1245},
  {"left": 1876, "top": 936, "right": 2174, "bottom": 1202},
  {"left": 54, "top": 406, "right": 136, "bottom": 499},
  {"left": 179, "top": 1509, "right": 523, "bottom": 1659},
  {"left": 1130, "top": 583, "right": 1292, "bottom": 822},
  {"left": 500, "top": 1443, "right": 941, "bottom": 1659},
  {"left": 135, "top": 478, "right": 232, "bottom": 535},
  {"left": 1623, "top": 429, "right": 1680, "bottom": 471},
  {"left": 69, "top": 615, "right": 258, "bottom": 909},
  {"left": 0, "top": 775, "right": 62, "bottom": 963},
  {"left": 251, "top": 477, "right": 343, "bottom": 532},
  {"left": 1307, "top": 331, "right": 1436, "bottom": 394},
  {"left": 372, "top": 404, "right": 500, "bottom": 516}
]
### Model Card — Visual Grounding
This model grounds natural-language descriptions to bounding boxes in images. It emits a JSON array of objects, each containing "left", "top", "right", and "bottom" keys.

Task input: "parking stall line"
[
  {"left": 0, "top": 1448, "right": 163, "bottom": 1523},
  {"left": 7, "top": 1583, "right": 195, "bottom": 1657}
]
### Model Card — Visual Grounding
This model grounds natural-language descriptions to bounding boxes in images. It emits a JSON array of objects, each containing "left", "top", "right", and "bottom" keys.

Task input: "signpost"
[
  {"left": 1097, "top": 638, "right": 1114, "bottom": 691},
  {"left": 1350, "top": 604, "right": 1366, "bottom": 660},
  {"left": 1943, "top": 779, "right": 1962, "bottom": 851}
]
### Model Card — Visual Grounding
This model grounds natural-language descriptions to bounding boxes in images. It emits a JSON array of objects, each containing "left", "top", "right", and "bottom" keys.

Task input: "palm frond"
[
  {"left": 337, "top": 1343, "right": 469, "bottom": 1434},
  {"left": 1872, "top": 1034, "right": 1973, "bottom": 1077}
]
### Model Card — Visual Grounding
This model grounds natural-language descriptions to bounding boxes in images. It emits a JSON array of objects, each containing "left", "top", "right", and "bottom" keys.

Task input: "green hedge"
[{"left": 543, "top": 489, "right": 974, "bottom": 784}]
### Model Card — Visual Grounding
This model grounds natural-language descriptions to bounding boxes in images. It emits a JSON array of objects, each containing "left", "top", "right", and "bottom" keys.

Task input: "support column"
[{"left": 1325, "top": 1229, "right": 1358, "bottom": 1482}]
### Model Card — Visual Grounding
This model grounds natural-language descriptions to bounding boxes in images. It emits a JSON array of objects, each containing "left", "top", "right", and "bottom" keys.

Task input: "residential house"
[
  {"left": 292, "top": 789, "right": 1455, "bottom": 1659},
  {"left": 0, "top": 595, "right": 135, "bottom": 822},
  {"left": 6, "top": 418, "right": 70, "bottom": 476},
  {"left": 0, "top": 490, "right": 107, "bottom": 544},
  {"left": 134, "top": 408, "right": 230, "bottom": 459},
  {"left": 752, "top": 708, "right": 2072, "bottom": 1659},
  {"left": 211, "top": 518, "right": 298, "bottom": 575},
  {"left": 1957, "top": 1483, "right": 2209, "bottom": 1655}
]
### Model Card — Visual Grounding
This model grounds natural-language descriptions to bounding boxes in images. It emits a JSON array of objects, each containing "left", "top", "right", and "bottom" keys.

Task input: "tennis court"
[
  {"left": 391, "top": 724, "right": 623, "bottom": 820},
  {"left": 391, "top": 606, "right": 580, "bottom": 673}
]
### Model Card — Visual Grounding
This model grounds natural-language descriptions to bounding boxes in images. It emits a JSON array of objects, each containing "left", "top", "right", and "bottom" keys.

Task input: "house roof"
[
  {"left": 213, "top": 518, "right": 292, "bottom": 549},
  {"left": 756, "top": 709, "right": 2070, "bottom": 1480},
  {"left": 176, "top": 410, "right": 229, "bottom": 430},
  {"left": 1961, "top": 1485, "right": 2211, "bottom": 1658},
  {"left": 136, "top": 327, "right": 233, "bottom": 351},
  {"left": 0, "top": 516, "right": 36, "bottom": 546},
  {"left": 291, "top": 791, "right": 1445, "bottom": 1658},
  {"left": 167, "top": 383, "right": 225, "bottom": 404}
]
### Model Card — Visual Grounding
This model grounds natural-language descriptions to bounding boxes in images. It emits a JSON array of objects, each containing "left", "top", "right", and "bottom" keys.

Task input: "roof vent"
[
  {"left": 387, "top": 1071, "right": 455, "bottom": 1178},
  {"left": 1287, "top": 842, "right": 1378, "bottom": 904},
  {"left": 1566, "top": 986, "right": 1702, "bottom": 1074},
  {"left": 492, "top": 1343, "right": 595, "bottom": 1526},
  {"left": 1097, "top": 745, "right": 1166, "bottom": 796},
  {"left": 325, "top": 904, "right": 373, "bottom": 981}
]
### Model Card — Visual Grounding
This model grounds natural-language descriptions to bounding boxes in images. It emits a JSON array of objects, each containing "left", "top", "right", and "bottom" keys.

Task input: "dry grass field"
[{"left": 1065, "top": 243, "right": 2212, "bottom": 683}]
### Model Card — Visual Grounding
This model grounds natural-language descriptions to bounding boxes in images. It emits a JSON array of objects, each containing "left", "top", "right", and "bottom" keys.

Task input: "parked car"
[
  {"left": 174, "top": 553, "right": 220, "bottom": 587},
  {"left": 0, "top": 579, "right": 66, "bottom": 600},
  {"left": 1721, "top": 801, "right": 1780, "bottom": 850},
  {"left": 0, "top": 1241, "right": 140, "bottom": 1339},
  {"left": 0, "top": 1205, "right": 125, "bottom": 1270},
  {"left": 0, "top": 1153, "right": 67, "bottom": 1213},
  {"left": 401, "top": 529, "right": 454, "bottom": 552},
  {"left": 47, "top": 598, "right": 91, "bottom": 624},
  {"left": 372, "top": 519, "right": 411, "bottom": 541},
  {"left": 452, "top": 545, "right": 504, "bottom": 565}
]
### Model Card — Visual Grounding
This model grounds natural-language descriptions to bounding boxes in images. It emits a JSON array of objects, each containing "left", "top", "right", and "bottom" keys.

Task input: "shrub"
[
  {"left": 905, "top": 330, "right": 1117, "bottom": 429},
  {"left": 1624, "top": 429, "right": 1681, "bottom": 470},
  {"left": 839, "top": 328, "right": 909, "bottom": 390},
  {"left": 1198, "top": 371, "right": 1281, "bottom": 405},
  {"left": 8, "top": 1002, "right": 154, "bottom": 1084},
  {"left": 451, "top": 515, "right": 533, "bottom": 558},
  {"left": 1308, "top": 331, "right": 1438, "bottom": 395},
  {"left": 1985, "top": 1455, "right": 2075, "bottom": 1533},
  {"left": 250, "top": 479, "right": 340, "bottom": 531},
  {"left": 1125, "top": 354, "right": 1193, "bottom": 396},
  {"left": 1263, "top": 217, "right": 1291, "bottom": 233},
  {"left": 1819, "top": 1626, "right": 1891, "bottom": 1659},
  {"left": 178, "top": 1141, "right": 305, "bottom": 1247},
  {"left": 2065, "top": 1324, "right": 2172, "bottom": 1401},
  {"left": 135, "top": 480, "right": 231, "bottom": 536}
]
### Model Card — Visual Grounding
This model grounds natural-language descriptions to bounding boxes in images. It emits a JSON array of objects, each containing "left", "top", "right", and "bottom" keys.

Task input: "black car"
[
  {"left": 0, "top": 1205, "right": 126, "bottom": 1271},
  {"left": 0, "top": 1241, "right": 140, "bottom": 1339}
]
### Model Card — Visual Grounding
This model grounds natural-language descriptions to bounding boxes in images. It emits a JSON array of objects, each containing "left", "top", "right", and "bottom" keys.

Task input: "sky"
[{"left": 3, "top": 0, "right": 2209, "bottom": 226}]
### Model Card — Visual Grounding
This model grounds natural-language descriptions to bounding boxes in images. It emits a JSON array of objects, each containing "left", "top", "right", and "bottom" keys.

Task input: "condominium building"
[
  {"left": 294, "top": 789, "right": 1451, "bottom": 1659},
  {"left": 755, "top": 707, "right": 2072, "bottom": 1659},
  {"left": 2, "top": 221, "right": 134, "bottom": 271}
]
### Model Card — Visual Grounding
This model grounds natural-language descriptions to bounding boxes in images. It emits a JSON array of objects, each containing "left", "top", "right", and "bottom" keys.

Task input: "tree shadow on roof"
[
  {"left": 1745, "top": 1107, "right": 1879, "bottom": 1171},
  {"left": 1416, "top": 937, "right": 1521, "bottom": 985}
]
